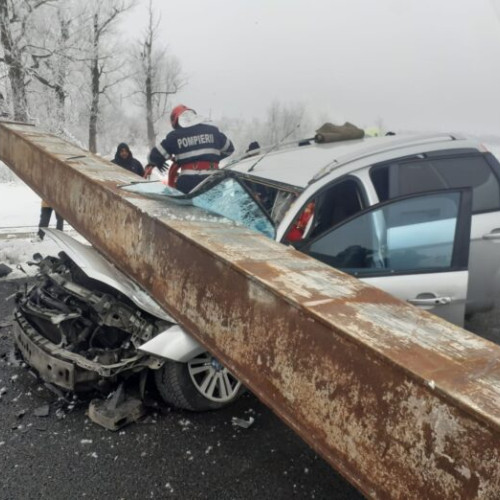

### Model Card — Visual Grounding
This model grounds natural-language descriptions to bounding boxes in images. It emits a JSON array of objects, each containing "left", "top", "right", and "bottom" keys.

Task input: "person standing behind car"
[
  {"left": 112, "top": 143, "right": 145, "bottom": 177},
  {"left": 147, "top": 105, "right": 234, "bottom": 193},
  {"left": 37, "top": 200, "right": 63, "bottom": 240}
]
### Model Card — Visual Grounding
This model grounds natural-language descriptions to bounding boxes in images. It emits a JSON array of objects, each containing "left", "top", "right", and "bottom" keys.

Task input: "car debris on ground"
[
  {"left": 88, "top": 384, "right": 146, "bottom": 431},
  {"left": 231, "top": 416, "right": 255, "bottom": 429},
  {"left": 33, "top": 404, "right": 50, "bottom": 417}
]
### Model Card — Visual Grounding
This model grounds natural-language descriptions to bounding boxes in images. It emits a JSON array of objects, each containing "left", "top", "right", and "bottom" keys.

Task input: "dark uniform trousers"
[{"left": 38, "top": 207, "right": 64, "bottom": 239}]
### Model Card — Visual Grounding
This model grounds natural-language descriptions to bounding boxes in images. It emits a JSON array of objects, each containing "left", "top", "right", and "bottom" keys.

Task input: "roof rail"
[
  {"left": 308, "top": 133, "right": 462, "bottom": 185},
  {"left": 223, "top": 135, "right": 315, "bottom": 169}
]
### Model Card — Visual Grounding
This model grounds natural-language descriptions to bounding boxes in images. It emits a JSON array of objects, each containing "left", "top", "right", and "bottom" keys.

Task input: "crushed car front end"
[
  {"left": 12, "top": 229, "right": 244, "bottom": 411},
  {"left": 14, "top": 245, "right": 169, "bottom": 393}
]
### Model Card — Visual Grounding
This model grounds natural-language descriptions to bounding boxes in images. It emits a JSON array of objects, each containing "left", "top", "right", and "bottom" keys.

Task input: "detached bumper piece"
[{"left": 88, "top": 384, "right": 145, "bottom": 431}]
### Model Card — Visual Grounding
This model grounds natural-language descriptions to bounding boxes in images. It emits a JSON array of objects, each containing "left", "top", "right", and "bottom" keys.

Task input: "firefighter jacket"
[{"left": 148, "top": 123, "right": 234, "bottom": 169}]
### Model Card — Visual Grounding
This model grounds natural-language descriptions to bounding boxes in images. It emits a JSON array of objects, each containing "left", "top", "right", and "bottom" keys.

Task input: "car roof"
[{"left": 225, "top": 133, "right": 474, "bottom": 189}]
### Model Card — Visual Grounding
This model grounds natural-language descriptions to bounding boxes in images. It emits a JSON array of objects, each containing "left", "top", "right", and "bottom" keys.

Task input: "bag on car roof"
[{"left": 314, "top": 122, "right": 365, "bottom": 143}]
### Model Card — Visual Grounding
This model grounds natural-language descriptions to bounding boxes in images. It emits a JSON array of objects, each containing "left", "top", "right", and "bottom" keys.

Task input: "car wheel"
[{"left": 154, "top": 352, "right": 244, "bottom": 411}]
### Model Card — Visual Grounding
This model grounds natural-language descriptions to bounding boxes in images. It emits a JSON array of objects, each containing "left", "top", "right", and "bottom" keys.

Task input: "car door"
[
  {"left": 371, "top": 152, "right": 500, "bottom": 315},
  {"left": 299, "top": 189, "right": 473, "bottom": 326}
]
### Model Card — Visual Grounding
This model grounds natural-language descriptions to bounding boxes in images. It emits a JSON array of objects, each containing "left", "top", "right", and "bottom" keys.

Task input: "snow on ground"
[
  {"left": 0, "top": 180, "right": 80, "bottom": 279},
  {"left": 0, "top": 181, "right": 41, "bottom": 231},
  {"left": 0, "top": 237, "right": 61, "bottom": 279}
]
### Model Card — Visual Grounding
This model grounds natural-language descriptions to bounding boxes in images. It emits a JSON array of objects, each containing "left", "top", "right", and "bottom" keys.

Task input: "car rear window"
[{"left": 370, "top": 155, "right": 500, "bottom": 213}]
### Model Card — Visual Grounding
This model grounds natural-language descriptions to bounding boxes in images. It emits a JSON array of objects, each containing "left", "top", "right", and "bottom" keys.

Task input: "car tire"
[{"left": 154, "top": 353, "right": 245, "bottom": 411}]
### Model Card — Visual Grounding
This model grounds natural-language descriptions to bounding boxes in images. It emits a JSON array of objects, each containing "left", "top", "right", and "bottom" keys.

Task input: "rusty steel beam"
[{"left": 2, "top": 121, "right": 500, "bottom": 498}]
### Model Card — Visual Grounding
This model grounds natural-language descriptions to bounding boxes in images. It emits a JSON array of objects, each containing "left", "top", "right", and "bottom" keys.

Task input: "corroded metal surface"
[{"left": 2, "top": 121, "right": 500, "bottom": 498}]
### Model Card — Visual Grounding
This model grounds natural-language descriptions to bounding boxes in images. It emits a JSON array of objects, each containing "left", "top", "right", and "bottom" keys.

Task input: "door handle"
[
  {"left": 408, "top": 296, "right": 451, "bottom": 306},
  {"left": 482, "top": 229, "right": 500, "bottom": 240}
]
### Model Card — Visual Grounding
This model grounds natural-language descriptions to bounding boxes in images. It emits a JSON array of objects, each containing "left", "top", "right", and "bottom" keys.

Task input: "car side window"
[
  {"left": 284, "top": 178, "right": 365, "bottom": 243},
  {"left": 301, "top": 191, "right": 468, "bottom": 276},
  {"left": 370, "top": 155, "right": 500, "bottom": 214}
]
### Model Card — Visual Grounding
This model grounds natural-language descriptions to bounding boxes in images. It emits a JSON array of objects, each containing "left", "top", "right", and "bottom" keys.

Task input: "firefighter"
[{"left": 147, "top": 105, "right": 234, "bottom": 193}]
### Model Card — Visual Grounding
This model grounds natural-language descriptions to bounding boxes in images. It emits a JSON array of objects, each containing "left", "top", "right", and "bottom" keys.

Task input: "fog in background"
[
  {"left": 1, "top": 0, "right": 500, "bottom": 165},
  {"left": 127, "top": 0, "right": 500, "bottom": 137}
]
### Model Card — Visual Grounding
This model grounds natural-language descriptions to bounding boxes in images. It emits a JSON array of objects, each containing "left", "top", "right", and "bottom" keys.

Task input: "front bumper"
[{"left": 13, "top": 312, "right": 147, "bottom": 391}]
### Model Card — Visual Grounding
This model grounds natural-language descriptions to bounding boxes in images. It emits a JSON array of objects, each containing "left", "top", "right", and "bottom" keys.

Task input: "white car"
[
  {"left": 14, "top": 133, "right": 500, "bottom": 411},
  {"left": 225, "top": 133, "right": 500, "bottom": 324}
]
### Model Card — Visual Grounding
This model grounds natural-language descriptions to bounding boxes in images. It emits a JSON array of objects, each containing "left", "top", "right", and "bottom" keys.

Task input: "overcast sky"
[{"left": 125, "top": 0, "right": 500, "bottom": 136}]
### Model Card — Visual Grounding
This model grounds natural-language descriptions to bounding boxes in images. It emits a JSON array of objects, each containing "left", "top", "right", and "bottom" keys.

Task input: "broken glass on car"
[{"left": 122, "top": 172, "right": 276, "bottom": 238}]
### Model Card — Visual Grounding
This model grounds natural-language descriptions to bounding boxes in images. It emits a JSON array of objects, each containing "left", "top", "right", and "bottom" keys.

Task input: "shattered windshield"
[
  {"left": 122, "top": 175, "right": 275, "bottom": 238},
  {"left": 192, "top": 177, "right": 275, "bottom": 237}
]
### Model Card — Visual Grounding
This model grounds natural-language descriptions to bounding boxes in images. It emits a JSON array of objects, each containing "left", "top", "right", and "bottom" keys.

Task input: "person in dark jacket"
[
  {"left": 243, "top": 141, "right": 260, "bottom": 158},
  {"left": 148, "top": 105, "right": 234, "bottom": 194},
  {"left": 112, "top": 143, "right": 145, "bottom": 177}
]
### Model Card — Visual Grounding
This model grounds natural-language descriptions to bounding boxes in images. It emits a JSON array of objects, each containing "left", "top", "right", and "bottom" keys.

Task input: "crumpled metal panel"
[
  {"left": 42, "top": 228, "right": 175, "bottom": 322},
  {"left": 2, "top": 121, "right": 500, "bottom": 498}
]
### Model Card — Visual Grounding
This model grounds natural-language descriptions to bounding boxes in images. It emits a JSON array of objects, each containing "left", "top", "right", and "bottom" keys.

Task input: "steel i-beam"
[{"left": 1, "top": 121, "right": 500, "bottom": 499}]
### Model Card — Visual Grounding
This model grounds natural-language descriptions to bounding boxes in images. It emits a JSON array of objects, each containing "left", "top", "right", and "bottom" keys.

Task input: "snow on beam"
[{"left": 1, "top": 121, "right": 500, "bottom": 498}]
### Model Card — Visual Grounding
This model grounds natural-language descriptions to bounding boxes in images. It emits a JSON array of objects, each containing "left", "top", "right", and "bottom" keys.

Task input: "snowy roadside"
[
  {"left": 0, "top": 180, "right": 83, "bottom": 280},
  {"left": 0, "top": 236, "right": 62, "bottom": 279},
  {"left": 0, "top": 181, "right": 40, "bottom": 232}
]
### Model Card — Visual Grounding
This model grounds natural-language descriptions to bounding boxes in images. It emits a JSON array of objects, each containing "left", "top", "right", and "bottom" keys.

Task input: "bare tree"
[
  {"left": 27, "top": 2, "right": 76, "bottom": 132},
  {"left": 0, "top": 0, "right": 56, "bottom": 120},
  {"left": 51, "top": 8, "right": 71, "bottom": 128},
  {"left": 132, "top": 0, "right": 186, "bottom": 148},
  {"left": 265, "top": 101, "right": 308, "bottom": 144},
  {"left": 0, "top": 0, "right": 85, "bottom": 129},
  {"left": 82, "top": 0, "right": 134, "bottom": 153}
]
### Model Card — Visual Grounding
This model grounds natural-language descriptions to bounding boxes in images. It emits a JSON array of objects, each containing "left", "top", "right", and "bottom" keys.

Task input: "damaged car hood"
[{"left": 42, "top": 229, "right": 175, "bottom": 322}]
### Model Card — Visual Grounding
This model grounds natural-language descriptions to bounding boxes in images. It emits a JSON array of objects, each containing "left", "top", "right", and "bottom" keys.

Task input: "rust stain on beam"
[{"left": 2, "top": 122, "right": 500, "bottom": 498}]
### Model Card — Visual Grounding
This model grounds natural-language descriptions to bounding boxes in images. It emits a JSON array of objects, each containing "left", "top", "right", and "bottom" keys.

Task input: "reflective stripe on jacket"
[{"left": 148, "top": 123, "right": 234, "bottom": 168}]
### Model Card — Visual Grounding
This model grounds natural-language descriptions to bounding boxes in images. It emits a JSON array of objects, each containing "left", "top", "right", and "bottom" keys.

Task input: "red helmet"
[{"left": 170, "top": 104, "right": 191, "bottom": 128}]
